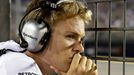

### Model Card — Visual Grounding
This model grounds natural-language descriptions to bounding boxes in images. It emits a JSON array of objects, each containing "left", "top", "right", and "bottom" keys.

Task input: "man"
[{"left": 0, "top": 0, "right": 98, "bottom": 75}]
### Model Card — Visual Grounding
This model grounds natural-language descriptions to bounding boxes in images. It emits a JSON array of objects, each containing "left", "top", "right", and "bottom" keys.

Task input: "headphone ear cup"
[{"left": 21, "top": 20, "right": 50, "bottom": 52}]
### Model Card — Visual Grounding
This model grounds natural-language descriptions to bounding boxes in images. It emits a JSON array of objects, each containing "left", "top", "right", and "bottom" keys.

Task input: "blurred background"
[{"left": 0, "top": 0, "right": 134, "bottom": 75}]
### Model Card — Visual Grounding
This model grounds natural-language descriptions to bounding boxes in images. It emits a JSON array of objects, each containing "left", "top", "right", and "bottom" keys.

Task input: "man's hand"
[{"left": 60, "top": 53, "right": 98, "bottom": 75}]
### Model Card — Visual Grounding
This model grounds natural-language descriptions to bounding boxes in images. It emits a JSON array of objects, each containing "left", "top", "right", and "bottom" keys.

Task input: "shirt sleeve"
[{"left": 0, "top": 52, "right": 42, "bottom": 75}]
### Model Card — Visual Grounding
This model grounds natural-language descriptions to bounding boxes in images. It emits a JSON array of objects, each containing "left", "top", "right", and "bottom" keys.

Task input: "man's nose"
[{"left": 73, "top": 42, "right": 84, "bottom": 53}]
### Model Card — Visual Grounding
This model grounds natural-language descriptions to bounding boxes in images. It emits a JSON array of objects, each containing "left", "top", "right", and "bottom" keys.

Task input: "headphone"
[
  {"left": 19, "top": 17, "right": 51, "bottom": 52},
  {"left": 18, "top": 0, "right": 60, "bottom": 52}
]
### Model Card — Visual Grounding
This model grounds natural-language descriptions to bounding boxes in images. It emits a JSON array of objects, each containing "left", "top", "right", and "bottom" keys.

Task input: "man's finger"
[
  {"left": 69, "top": 53, "right": 81, "bottom": 69},
  {"left": 79, "top": 56, "right": 87, "bottom": 67},
  {"left": 86, "top": 59, "right": 92, "bottom": 71}
]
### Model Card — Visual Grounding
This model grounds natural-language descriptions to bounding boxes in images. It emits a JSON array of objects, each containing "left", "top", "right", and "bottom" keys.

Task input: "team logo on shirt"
[{"left": 18, "top": 72, "right": 38, "bottom": 75}]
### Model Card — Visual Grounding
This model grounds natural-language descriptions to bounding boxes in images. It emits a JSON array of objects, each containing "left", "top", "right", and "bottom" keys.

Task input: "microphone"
[{"left": 20, "top": 40, "right": 28, "bottom": 48}]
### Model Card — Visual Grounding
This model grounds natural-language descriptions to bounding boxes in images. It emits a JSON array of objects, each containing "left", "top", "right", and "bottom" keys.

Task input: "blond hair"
[{"left": 25, "top": 0, "right": 92, "bottom": 29}]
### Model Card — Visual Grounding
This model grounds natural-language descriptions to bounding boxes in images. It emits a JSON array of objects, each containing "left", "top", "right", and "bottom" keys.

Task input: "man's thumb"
[{"left": 50, "top": 66, "right": 66, "bottom": 75}]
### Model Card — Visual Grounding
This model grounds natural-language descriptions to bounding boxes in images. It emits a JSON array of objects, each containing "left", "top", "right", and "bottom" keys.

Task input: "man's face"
[{"left": 45, "top": 16, "right": 85, "bottom": 72}]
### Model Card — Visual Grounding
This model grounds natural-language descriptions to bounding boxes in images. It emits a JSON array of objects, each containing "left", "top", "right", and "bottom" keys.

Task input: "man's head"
[{"left": 20, "top": 0, "right": 92, "bottom": 72}]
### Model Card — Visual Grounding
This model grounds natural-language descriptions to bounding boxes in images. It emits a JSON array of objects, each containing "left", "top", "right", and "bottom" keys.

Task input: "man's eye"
[
  {"left": 66, "top": 35, "right": 75, "bottom": 39},
  {"left": 81, "top": 37, "right": 85, "bottom": 42}
]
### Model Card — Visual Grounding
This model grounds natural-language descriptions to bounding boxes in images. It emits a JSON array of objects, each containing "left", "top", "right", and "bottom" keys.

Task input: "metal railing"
[{"left": 85, "top": 0, "right": 134, "bottom": 75}]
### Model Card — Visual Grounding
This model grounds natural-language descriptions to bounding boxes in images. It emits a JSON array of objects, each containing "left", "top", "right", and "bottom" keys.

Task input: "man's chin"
[{"left": 59, "top": 65, "right": 70, "bottom": 73}]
